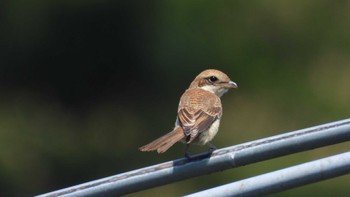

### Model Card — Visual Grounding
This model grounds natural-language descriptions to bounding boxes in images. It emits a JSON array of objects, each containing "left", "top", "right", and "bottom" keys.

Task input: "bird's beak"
[{"left": 228, "top": 81, "right": 238, "bottom": 88}]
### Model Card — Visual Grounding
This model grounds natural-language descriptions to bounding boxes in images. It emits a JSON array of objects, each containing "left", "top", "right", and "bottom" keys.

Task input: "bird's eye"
[{"left": 209, "top": 76, "right": 218, "bottom": 82}]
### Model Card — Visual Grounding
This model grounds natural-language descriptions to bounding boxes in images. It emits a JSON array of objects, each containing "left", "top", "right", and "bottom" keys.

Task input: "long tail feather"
[{"left": 139, "top": 127, "right": 184, "bottom": 153}]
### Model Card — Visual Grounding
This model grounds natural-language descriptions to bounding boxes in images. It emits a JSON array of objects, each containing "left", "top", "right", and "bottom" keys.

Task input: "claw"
[
  {"left": 183, "top": 143, "right": 216, "bottom": 161},
  {"left": 185, "top": 153, "right": 193, "bottom": 160},
  {"left": 208, "top": 142, "right": 217, "bottom": 151}
]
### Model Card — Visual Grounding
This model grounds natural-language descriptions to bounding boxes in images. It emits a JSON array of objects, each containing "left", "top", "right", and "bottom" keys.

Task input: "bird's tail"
[{"left": 139, "top": 127, "right": 185, "bottom": 153}]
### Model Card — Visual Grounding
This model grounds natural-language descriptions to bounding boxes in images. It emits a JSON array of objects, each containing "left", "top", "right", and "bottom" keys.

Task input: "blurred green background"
[{"left": 1, "top": 0, "right": 350, "bottom": 196}]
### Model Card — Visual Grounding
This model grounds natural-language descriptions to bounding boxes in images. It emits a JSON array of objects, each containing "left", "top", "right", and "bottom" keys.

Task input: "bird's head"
[{"left": 189, "top": 69, "right": 237, "bottom": 97}]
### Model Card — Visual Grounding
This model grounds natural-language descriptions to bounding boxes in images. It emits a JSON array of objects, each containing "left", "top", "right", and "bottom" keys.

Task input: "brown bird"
[{"left": 139, "top": 69, "right": 237, "bottom": 157}]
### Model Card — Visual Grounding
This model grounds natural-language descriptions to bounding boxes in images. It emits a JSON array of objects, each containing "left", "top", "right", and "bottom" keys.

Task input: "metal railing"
[{"left": 37, "top": 118, "right": 350, "bottom": 197}]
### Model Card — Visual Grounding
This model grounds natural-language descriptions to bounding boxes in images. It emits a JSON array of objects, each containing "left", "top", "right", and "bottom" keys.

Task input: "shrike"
[{"left": 139, "top": 69, "right": 237, "bottom": 157}]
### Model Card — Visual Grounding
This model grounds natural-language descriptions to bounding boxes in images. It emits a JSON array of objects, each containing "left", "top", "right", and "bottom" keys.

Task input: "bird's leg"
[
  {"left": 208, "top": 142, "right": 217, "bottom": 151},
  {"left": 203, "top": 142, "right": 216, "bottom": 157},
  {"left": 184, "top": 144, "right": 192, "bottom": 159}
]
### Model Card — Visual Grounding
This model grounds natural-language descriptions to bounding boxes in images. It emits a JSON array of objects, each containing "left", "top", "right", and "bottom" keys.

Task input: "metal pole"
[
  {"left": 36, "top": 118, "right": 350, "bottom": 197},
  {"left": 185, "top": 151, "right": 350, "bottom": 197}
]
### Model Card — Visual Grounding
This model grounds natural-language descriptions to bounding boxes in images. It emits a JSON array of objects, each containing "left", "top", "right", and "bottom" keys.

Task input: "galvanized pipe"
[
  {"left": 36, "top": 118, "right": 350, "bottom": 197},
  {"left": 185, "top": 151, "right": 350, "bottom": 197}
]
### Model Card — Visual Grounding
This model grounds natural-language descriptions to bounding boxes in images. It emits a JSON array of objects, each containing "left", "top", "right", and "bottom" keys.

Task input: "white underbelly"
[{"left": 197, "top": 119, "right": 221, "bottom": 145}]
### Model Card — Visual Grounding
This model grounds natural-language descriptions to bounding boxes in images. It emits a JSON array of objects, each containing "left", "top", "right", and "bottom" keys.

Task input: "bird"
[{"left": 139, "top": 69, "right": 237, "bottom": 158}]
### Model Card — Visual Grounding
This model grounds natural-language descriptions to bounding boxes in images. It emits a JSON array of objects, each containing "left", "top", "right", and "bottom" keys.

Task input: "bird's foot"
[
  {"left": 184, "top": 152, "right": 193, "bottom": 160},
  {"left": 208, "top": 143, "right": 217, "bottom": 151}
]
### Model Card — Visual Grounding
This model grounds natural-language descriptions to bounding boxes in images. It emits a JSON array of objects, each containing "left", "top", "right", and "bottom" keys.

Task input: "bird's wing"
[{"left": 177, "top": 89, "right": 222, "bottom": 143}]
